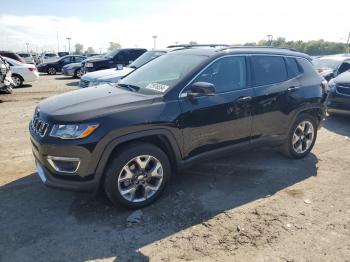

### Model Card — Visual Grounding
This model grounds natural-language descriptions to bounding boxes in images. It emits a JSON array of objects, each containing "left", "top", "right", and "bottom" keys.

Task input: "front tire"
[
  {"left": 74, "top": 68, "right": 83, "bottom": 78},
  {"left": 47, "top": 67, "right": 57, "bottom": 75},
  {"left": 280, "top": 114, "right": 318, "bottom": 159},
  {"left": 104, "top": 142, "right": 171, "bottom": 209}
]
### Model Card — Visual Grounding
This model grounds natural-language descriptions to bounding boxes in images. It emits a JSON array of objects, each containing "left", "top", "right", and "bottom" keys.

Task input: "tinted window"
[
  {"left": 252, "top": 56, "right": 287, "bottom": 86},
  {"left": 74, "top": 56, "right": 84, "bottom": 63},
  {"left": 285, "top": 57, "right": 301, "bottom": 78},
  {"left": 61, "top": 57, "right": 72, "bottom": 63},
  {"left": 116, "top": 51, "right": 128, "bottom": 61},
  {"left": 194, "top": 56, "right": 246, "bottom": 93},
  {"left": 338, "top": 60, "right": 350, "bottom": 74}
]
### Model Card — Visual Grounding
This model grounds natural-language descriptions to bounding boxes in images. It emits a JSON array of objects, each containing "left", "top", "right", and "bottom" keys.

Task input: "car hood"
[
  {"left": 82, "top": 67, "right": 134, "bottom": 82},
  {"left": 334, "top": 71, "right": 350, "bottom": 84},
  {"left": 39, "top": 85, "right": 156, "bottom": 122}
]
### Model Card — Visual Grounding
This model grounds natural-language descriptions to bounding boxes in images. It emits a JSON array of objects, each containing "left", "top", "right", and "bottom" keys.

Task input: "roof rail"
[
  {"left": 219, "top": 45, "right": 297, "bottom": 52},
  {"left": 167, "top": 44, "right": 230, "bottom": 48}
]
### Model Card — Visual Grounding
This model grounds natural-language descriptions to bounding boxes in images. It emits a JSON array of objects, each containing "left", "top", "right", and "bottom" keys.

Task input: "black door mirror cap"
[{"left": 187, "top": 82, "right": 215, "bottom": 98}]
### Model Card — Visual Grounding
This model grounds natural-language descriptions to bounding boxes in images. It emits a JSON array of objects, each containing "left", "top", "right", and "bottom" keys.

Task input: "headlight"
[
  {"left": 50, "top": 124, "right": 99, "bottom": 139},
  {"left": 85, "top": 62, "right": 94, "bottom": 68}
]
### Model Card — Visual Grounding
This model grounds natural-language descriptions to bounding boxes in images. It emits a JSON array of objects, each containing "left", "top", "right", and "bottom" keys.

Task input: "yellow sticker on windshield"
[{"left": 145, "top": 83, "right": 169, "bottom": 93}]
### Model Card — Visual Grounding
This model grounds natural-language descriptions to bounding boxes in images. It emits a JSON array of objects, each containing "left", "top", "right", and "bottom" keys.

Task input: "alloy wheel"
[
  {"left": 117, "top": 155, "right": 164, "bottom": 203},
  {"left": 48, "top": 67, "right": 56, "bottom": 75},
  {"left": 12, "top": 76, "right": 21, "bottom": 87},
  {"left": 76, "top": 69, "right": 83, "bottom": 78},
  {"left": 292, "top": 120, "right": 314, "bottom": 154}
]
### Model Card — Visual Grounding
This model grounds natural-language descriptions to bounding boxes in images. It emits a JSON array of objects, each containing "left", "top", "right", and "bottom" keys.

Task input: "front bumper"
[
  {"left": 327, "top": 89, "right": 350, "bottom": 115},
  {"left": 62, "top": 68, "right": 75, "bottom": 76},
  {"left": 37, "top": 66, "right": 46, "bottom": 73},
  {"left": 30, "top": 132, "right": 101, "bottom": 192}
]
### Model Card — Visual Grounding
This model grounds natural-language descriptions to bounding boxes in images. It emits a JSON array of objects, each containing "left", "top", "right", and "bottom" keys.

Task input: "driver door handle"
[
  {"left": 287, "top": 86, "right": 300, "bottom": 92},
  {"left": 237, "top": 96, "right": 252, "bottom": 102}
]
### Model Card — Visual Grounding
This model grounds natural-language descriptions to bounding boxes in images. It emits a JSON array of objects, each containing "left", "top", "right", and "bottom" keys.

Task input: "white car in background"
[
  {"left": 39, "top": 53, "right": 59, "bottom": 64},
  {"left": 4, "top": 57, "right": 39, "bottom": 87},
  {"left": 17, "top": 53, "right": 35, "bottom": 64}
]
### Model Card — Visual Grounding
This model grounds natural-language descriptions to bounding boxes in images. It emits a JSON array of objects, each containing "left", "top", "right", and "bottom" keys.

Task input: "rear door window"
[{"left": 251, "top": 56, "right": 287, "bottom": 86}]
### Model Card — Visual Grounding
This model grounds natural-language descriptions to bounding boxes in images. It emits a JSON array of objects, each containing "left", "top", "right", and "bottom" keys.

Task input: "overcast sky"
[{"left": 0, "top": 0, "right": 349, "bottom": 53}]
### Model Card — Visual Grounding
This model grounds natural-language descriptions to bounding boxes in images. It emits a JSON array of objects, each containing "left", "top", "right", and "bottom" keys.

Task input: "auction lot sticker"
[{"left": 145, "top": 83, "right": 169, "bottom": 93}]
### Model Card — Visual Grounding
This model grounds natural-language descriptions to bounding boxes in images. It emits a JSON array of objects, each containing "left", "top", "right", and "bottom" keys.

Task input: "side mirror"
[
  {"left": 116, "top": 64, "right": 123, "bottom": 70},
  {"left": 187, "top": 82, "right": 215, "bottom": 98}
]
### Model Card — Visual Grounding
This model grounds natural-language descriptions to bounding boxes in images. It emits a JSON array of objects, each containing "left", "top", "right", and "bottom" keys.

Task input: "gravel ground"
[{"left": 0, "top": 74, "right": 349, "bottom": 262}]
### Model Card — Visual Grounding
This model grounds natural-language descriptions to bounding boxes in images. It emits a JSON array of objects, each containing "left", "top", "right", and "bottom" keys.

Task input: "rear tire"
[
  {"left": 11, "top": 74, "right": 23, "bottom": 87},
  {"left": 0, "top": 86, "right": 13, "bottom": 94},
  {"left": 104, "top": 142, "right": 171, "bottom": 209},
  {"left": 280, "top": 113, "right": 317, "bottom": 159},
  {"left": 47, "top": 67, "right": 57, "bottom": 75}
]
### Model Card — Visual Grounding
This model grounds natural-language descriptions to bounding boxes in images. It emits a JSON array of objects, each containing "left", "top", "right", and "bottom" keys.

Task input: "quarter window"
[
  {"left": 285, "top": 57, "right": 302, "bottom": 78},
  {"left": 252, "top": 56, "right": 287, "bottom": 86},
  {"left": 194, "top": 56, "right": 246, "bottom": 93}
]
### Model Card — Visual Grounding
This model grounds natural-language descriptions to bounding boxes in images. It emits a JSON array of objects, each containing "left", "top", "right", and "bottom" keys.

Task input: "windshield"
[
  {"left": 105, "top": 49, "right": 120, "bottom": 58},
  {"left": 46, "top": 54, "right": 57, "bottom": 57},
  {"left": 118, "top": 54, "right": 208, "bottom": 94},
  {"left": 129, "top": 51, "right": 166, "bottom": 68},
  {"left": 313, "top": 58, "right": 342, "bottom": 70},
  {"left": 19, "top": 53, "right": 30, "bottom": 57}
]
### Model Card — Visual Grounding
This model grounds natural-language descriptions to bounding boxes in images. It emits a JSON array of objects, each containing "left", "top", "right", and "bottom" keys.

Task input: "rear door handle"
[
  {"left": 237, "top": 96, "right": 252, "bottom": 102},
  {"left": 287, "top": 86, "right": 301, "bottom": 92}
]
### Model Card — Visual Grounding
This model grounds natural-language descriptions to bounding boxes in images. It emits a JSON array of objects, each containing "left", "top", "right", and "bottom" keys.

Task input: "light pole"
[
  {"left": 56, "top": 31, "right": 60, "bottom": 52},
  {"left": 26, "top": 43, "right": 29, "bottom": 53},
  {"left": 266, "top": 35, "right": 273, "bottom": 46},
  {"left": 66, "top": 37, "right": 72, "bottom": 54},
  {"left": 152, "top": 35, "right": 157, "bottom": 50}
]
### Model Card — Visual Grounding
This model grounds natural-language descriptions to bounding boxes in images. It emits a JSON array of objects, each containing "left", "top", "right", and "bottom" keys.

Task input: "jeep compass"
[{"left": 30, "top": 46, "right": 328, "bottom": 208}]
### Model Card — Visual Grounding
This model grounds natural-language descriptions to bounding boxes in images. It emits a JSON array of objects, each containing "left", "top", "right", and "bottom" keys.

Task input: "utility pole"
[
  {"left": 66, "top": 37, "right": 72, "bottom": 54},
  {"left": 266, "top": 35, "right": 273, "bottom": 46},
  {"left": 56, "top": 31, "right": 60, "bottom": 53},
  {"left": 152, "top": 35, "right": 157, "bottom": 50},
  {"left": 347, "top": 32, "right": 350, "bottom": 52},
  {"left": 26, "top": 43, "right": 29, "bottom": 53}
]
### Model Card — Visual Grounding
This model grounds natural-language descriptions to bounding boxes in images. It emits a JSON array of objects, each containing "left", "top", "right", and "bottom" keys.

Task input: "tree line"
[
  {"left": 242, "top": 37, "right": 349, "bottom": 56},
  {"left": 73, "top": 42, "right": 121, "bottom": 54},
  {"left": 72, "top": 38, "right": 350, "bottom": 56}
]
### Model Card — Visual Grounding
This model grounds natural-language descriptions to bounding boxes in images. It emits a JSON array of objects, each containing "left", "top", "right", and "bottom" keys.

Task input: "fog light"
[{"left": 47, "top": 156, "right": 80, "bottom": 174}]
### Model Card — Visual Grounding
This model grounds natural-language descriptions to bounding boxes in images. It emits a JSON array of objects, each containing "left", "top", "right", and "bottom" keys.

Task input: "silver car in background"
[{"left": 79, "top": 50, "right": 167, "bottom": 88}]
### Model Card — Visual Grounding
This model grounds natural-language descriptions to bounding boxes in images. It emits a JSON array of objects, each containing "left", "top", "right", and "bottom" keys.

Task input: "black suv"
[
  {"left": 30, "top": 47, "right": 327, "bottom": 208},
  {"left": 82, "top": 48, "right": 147, "bottom": 73}
]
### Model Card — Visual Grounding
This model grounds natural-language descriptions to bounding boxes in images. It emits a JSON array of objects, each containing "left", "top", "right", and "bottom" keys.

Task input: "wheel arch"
[
  {"left": 94, "top": 129, "right": 183, "bottom": 187},
  {"left": 288, "top": 105, "right": 326, "bottom": 131},
  {"left": 11, "top": 73, "right": 24, "bottom": 86}
]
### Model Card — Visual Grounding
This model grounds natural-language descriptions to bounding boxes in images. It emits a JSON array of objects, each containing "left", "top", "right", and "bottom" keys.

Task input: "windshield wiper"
[{"left": 117, "top": 83, "right": 140, "bottom": 92}]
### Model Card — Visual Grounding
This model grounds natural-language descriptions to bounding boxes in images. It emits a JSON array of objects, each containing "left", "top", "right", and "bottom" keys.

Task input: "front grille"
[
  {"left": 79, "top": 79, "right": 90, "bottom": 88},
  {"left": 336, "top": 84, "right": 350, "bottom": 96},
  {"left": 31, "top": 116, "right": 49, "bottom": 137}
]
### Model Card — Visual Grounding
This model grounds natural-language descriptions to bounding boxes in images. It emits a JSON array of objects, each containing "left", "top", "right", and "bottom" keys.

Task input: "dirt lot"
[{"left": 0, "top": 75, "right": 349, "bottom": 262}]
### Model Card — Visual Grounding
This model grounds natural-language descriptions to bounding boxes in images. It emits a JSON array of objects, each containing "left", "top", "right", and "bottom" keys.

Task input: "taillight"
[
  {"left": 28, "top": 67, "right": 37, "bottom": 72},
  {"left": 321, "top": 80, "right": 329, "bottom": 93}
]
